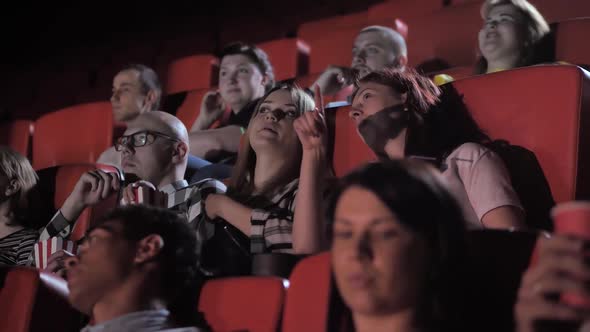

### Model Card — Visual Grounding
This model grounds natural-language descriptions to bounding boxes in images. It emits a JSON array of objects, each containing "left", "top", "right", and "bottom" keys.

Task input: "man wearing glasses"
[
  {"left": 39, "top": 111, "right": 224, "bottom": 271},
  {"left": 97, "top": 64, "right": 212, "bottom": 176},
  {"left": 64, "top": 205, "right": 206, "bottom": 331}
]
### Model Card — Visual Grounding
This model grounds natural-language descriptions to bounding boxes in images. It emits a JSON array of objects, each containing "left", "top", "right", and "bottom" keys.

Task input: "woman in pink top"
[{"left": 349, "top": 68, "right": 525, "bottom": 230}]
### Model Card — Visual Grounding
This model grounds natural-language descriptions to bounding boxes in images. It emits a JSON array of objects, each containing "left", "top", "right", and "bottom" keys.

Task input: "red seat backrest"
[
  {"left": 33, "top": 102, "right": 113, "bottom": 170},
  {"left": 297, "top": 12, "right": 368, "bottom": 38},
  {"left": 368, "top": 0, "right": 444, "bottom": 22},
  {"left": 0, "top": 120, "right": 34, "bottom": 157},
  {"left": 332, "top": 106, "right": 377, "bottom": 177},
  {"left": 282, "top": 252, "right": 331, "bottom": 332},
  {"left": 555, "top": 18, "right": 590, "bottom": 68},
  {"left": 198, "top": 276, "right": 287, "bottom": 332},
  {"left": 258, "top": 38, "right": 310, "bottom": 81},
  {"left": 533, "top": 0, "right": 590, "bottom": 23},
  {"left": 403, "top": 2, "right": 482, "bottom": 68},
  {"left": 172, "top": 89, "right": 210, "bottom": 131},
  {"left": 165, "top": 55, "right": 218, "bottom": 94},
  {"left": 451, "top": 65, "right": 590, "bottom": 202},
  {"left": 0, "top": 267, "right": 82, "bottom": 332}
]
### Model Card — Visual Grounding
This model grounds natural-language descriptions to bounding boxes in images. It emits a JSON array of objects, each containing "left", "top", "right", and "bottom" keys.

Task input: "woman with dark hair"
[
  {"left": 350, "top": 68, "right": 525, "bottom": 229},
  {"left": 204, "top": 84, "right": 328, "bottom": 255},
  {"left": 475, "top": 0, "right": 550, "bottom": 74},
  {"left": 0, "top": 147, "right": 39, "bottom": 266},
  {"left": 189, "top": 42, "right": 276, "bottom": 162},
  {"left": 328, "top": 160, "right": 467, "bottom": 332}
]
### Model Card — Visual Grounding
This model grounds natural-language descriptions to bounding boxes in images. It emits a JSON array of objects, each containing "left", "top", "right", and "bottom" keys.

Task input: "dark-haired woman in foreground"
[{"left": 328, "top": 160, "right": 467, "bottom": 332}]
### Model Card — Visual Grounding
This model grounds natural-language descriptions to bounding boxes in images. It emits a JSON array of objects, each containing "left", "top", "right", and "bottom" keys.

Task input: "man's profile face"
[
  {"left": 111, "top": 70, "right": 149, "bottom": 122},
  {"left": 66, "top": 220, "right": 136, "bottom": 314}
]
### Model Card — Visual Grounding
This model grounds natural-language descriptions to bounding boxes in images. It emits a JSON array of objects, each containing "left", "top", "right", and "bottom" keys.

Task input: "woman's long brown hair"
[{"left": 227, "top": 84, "right": 315, "bottom": 201}]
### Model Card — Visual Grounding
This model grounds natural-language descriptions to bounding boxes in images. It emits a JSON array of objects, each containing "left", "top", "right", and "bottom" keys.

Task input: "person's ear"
[
  {"left": 134, "top": 234, "right": 164, "bottom": 264},
  {"left": 5, "top": 179, "right": 20, "bottom": 197},
  {"left": 144, "top": 90, "right": 159, "bottom": 111},
  {"left": 172, "top": 141, "right": 189, "bottom": 163},
  {"left": 395, "top": 55, "right": 408, "bottom": 69}
]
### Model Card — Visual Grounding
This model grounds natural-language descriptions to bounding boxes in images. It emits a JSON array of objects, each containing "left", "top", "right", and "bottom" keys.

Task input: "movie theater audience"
[
  {"left": 0, "top": 147, "right": 39, "bottom": 266},
  {"left": 350, "top": 68, "right": 525, "bottom": 230},
  {"left": 328, "top": 161, "right": 467, "bottom": 332}
]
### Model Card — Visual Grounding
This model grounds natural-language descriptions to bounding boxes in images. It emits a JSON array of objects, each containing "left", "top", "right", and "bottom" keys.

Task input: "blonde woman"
[{"left": 0, "top": 147, "right": 39, "bottom": 266}]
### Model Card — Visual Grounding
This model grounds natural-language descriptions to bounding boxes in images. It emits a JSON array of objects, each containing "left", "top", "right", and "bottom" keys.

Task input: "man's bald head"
[
  {"left": 127, "top": 111, "right": 189, "bottom": 145},
  {"left": 352, "top": 25, "right": 408, "bottom": 77},
  {"left": 121, "top": 111, "right": 189, "bottom": 187},
  {"left": 359, "top": 26, "right": 407, "bottom": 57}
]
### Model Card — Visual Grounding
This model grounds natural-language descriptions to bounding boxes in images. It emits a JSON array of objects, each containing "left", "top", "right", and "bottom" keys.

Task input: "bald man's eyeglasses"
[{"left": 115, "top": 130, "right": 179, "bottom": 151}]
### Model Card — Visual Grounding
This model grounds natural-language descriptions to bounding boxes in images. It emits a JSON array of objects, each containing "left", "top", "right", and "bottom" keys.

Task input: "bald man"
[
  {"left": 313, "top": 25, "right": 408, "bottom": 96},
  {"left": 39, "top": 111, "right": 224, "bottom": 243}
]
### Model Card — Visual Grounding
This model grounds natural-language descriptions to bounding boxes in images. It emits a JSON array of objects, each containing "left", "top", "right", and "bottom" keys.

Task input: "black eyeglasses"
[{"left": 115, "top": 130, "right": 180, "bottom": 151}]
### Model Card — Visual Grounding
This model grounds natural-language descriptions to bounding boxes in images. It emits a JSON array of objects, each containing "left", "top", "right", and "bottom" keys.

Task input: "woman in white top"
[{"left": 349, "top": 67, "right": 525, "bottom": 229}]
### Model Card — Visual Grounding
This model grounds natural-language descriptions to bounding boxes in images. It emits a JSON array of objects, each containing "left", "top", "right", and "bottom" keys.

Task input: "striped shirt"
[
  {"left": 0, "top": 228, "right": 39, "bottom": 266},
  {"left": 249, "top": 178, "right": 299, "bottom": 254},
  {"left": 38, "top": 179, "right": 227, "bottom": 256}
]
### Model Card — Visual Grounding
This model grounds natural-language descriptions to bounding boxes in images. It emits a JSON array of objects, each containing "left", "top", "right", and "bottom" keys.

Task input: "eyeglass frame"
[{"left": 114, "top": 130, "right": 180, "bottom": 152}]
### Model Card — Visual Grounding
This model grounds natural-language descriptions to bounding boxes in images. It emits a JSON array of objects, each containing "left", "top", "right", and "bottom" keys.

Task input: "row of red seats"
[
  {"left": 0, "top": 230, "right": 538, "bottom": 332},
  {"left": 168, "top": 16, "right": 590, "bottom": 95},
  {"left": 7, "top": 1, "right": 590, "bottom": 121},
  {"left": 2, "top": 65, "right": 589, "bottom": 204}
]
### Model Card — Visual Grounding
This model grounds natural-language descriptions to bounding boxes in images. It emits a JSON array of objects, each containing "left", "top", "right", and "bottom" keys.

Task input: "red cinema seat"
[
  {"left": 33, "top": 102, "right": 112, "bottom": 170},
  {"left": 404, "top": 2, "right": 482, "bottom": 68},
  {"left": 258, "top": 38, "right": 310, "bottom": 81},
  {"left": 451, "top": 65, "right": 590, "bottom": 202},
  {"left": 0, "top": 267, "right": 82, "bottom": 332},
  {"left": 282, "top": 252, "right": 331, "bottom": 332},
  {"left": 430, "top": 66, "right": 475, "bottom": 82},
  {"left": 0, "top": 120, "right": 34, "bottom": 156},
  {"left": 198, "top": 276, "right": 287, "bottom": 332},
  {"left": 297, "top": 11, "right": 368, "bottom": 38},
  {"left": 331, "top": 105, "right": 377, "bottom": 177},
  {"left": 165, "top": 55, "right": 218, "bottom": 95},
  {"left": 555, "top": 18, "right": 590, "bottom": 68},
  {"left": 368, "top": 0, "right": 444, "bottom": 22},
  {"left": 533, "top": 0, "right": 590, "bottom": 23},
  {"left": 167, "top": 89, "right": 210, "bottom": 131}
]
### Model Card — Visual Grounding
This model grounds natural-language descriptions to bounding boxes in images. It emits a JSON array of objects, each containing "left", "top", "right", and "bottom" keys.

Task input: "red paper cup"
[{"left": 552, "top": 201, "right": 590, "bottom": 309}]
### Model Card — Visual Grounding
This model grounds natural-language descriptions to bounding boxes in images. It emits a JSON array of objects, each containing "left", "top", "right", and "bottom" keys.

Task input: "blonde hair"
[
  {"left": 229, "top": 84, "right": 314, "bottom": 198},
  {"left": 475, "top": 0, "right": 550, "bottom": 74},
  {"left": 0, "top": 147, "right": 38, "bottom": 210}
]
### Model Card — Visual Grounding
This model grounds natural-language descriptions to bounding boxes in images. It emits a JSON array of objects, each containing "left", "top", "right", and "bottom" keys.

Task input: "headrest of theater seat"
[
  {"left": 0, "top": 267, "right": 82, "bottom": 332},
  {"left": 165, "top": 55, "right": 218, "bottom": 94},
  {"left": 198, "top": 276, "right": 287, "bottom": 332},
  {"left": 330, "top": 105, "right": 377, "bottom": 177},
  {"left": 33, "top": 101, "right": 113, "bottom": 170},
  {"left": 451, "top": 65, "right": 590, "bottom": 202},
  {"left": 282, "top": 252, "right": 331, "bottom": 332},
  {"left": 0, "top": 120, "right": 34, "bottom": 157}
]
